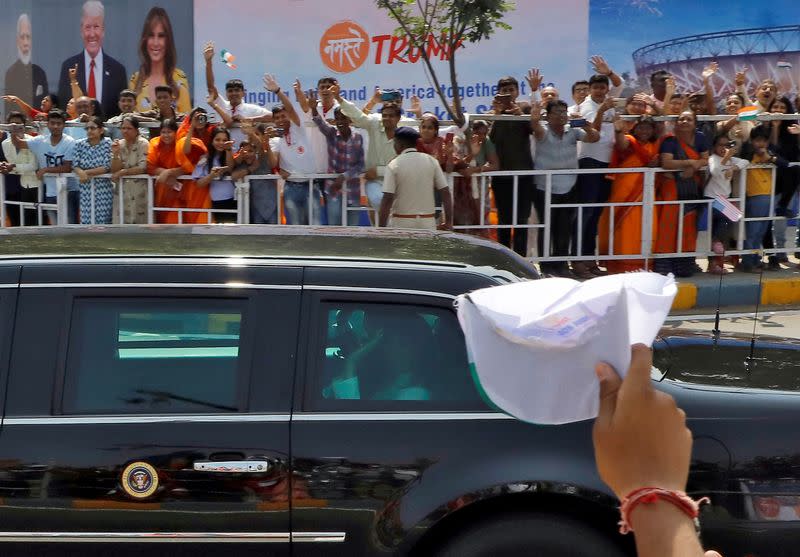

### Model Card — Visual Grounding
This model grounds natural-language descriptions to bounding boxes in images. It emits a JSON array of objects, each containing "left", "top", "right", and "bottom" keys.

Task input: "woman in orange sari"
[
  {"left": 147, "top": 118, "right": 209, "bottom": 223},
  {"left": 598, "top": 116, "right": 661, "bottom": 273},
  {"left": 653, "top": 110, "right": 710, "bottom": 277}
]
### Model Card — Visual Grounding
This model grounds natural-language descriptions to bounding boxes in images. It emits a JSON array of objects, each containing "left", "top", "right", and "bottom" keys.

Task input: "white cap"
[{"left": 456, "top": 272, "right": 676, "bottom": 424}]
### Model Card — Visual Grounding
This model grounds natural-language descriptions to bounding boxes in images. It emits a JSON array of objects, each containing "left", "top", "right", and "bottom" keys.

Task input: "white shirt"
[
  {"left": 576, "top": 96, "right": 614, "bottom": 162},
  {"left": 304, "top": 100, "right": 339, "bottom": 173},
  {"left": 217, "top": 98, "right": 271, "bottom": 148},
  {"left": 705, "top": 154, "right": 749, "bottom": 199},
  {"left": 275, "top": 121, "right": 317, "bottom": 176},
  {"left": 84, "top": 48, "right": 103, "bottom": 102},
  {"left": 2, "top": 135, "right": 40, "bottom": 189}
]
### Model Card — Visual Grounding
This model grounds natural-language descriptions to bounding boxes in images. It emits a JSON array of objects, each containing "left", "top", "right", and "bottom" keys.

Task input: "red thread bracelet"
[{"left": 618, "top": 487, "right": 710, "bottom": 534}]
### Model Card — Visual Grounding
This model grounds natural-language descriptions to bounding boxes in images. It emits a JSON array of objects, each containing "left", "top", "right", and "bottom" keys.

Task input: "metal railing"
[{"left": 2, "top": 163, "right": 799, "bottom": 265}]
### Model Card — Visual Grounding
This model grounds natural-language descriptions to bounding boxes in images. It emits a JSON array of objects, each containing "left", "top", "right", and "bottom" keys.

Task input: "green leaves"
[{"left": 375, "top": 0, "right": 514, "bottom": 125}]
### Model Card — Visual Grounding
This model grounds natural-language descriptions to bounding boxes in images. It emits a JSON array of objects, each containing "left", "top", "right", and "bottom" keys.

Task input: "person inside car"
[{"left": 323, "top": 311, "right": 432, "bottom": 401}]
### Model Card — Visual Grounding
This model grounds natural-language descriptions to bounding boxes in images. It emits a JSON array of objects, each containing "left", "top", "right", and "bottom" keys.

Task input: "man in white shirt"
[
  {"left": 263, "top": 74, "right": 321, "bottom": 225},
  {"left": 203, "top": 42, "right": 272, "bottom": 147},
  {"left": 568, "top": 81, "right": 590, "bottom": 116},
  {"left": 573, "top": 73, "right": 618, "bottom": 276},
  {"left": 379, "top": 127, "right": 452, "bottom": 231},
  {"left": 2, "top": 111, "right": 41, "bottom": 225}
]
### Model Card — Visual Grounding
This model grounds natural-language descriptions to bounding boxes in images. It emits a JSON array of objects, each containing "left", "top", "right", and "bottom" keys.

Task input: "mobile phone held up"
[
  {"left": 494, "top": 93, "right": 513, "bottom": 110},
  {"left": 568, "top": 119, "right": 587, "bottom": 128},
  {"left": 445, "top": 132, "right": 455, "bottom": 143},
  {"left": 380, "top": 89, "right": 402, "bottom": 103}
]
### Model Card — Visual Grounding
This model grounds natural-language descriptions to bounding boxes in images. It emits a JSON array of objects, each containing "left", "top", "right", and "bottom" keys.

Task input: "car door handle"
[{"left": 193, "top": 460, "right": 271, "bottom": 473}]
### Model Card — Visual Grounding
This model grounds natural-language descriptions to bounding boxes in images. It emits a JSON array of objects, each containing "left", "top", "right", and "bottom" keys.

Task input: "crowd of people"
[{"left": 1, "top": 1, "right": 800, "bottom": 277}]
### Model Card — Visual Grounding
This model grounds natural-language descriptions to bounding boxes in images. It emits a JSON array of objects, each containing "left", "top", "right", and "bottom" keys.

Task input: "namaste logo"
[{"left": 320, "top": 21, "right": 370, "bottom": 74}]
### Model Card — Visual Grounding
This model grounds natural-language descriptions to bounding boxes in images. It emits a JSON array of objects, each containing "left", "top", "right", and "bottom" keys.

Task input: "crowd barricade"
[
  {"left": 4, "top": 164, "right": 800, "bottom": 266},
  {"left": 458, "top": 163, "right": 800, "bottom": 264},
  {"left": 2, "top": 112, "right": 800, "bottom": 270}
]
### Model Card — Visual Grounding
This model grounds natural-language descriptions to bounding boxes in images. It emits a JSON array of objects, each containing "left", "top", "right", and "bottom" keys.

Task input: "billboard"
[
  {"left": 0, "top": 0, "right": 194, "bottom": 117},
  {"left": 2, "top": 0, "right": 795, "bottom": 123},
  {"left": 191, "top": 0, "right": 589, "bottom": 117},
  {"left": 589, "top": 0, "right": 800, "bottom": 98}
]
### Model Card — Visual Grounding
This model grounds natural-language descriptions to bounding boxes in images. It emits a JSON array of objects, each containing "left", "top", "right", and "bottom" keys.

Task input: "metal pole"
[
  {"left": 512, "top": 174, "right": 518, "bottom": 226},
  {"left": 641, "top": 169, "right": 655, "bottom": 266},
  {"left": 147, "top": 176, "right": 154, "bottom": 224},
  {"left": 341, "top": 178, "right": 347, "bottom": 226},
  {"left": 543, "top": 173, "right": 552, "bottom": 258},
  {"left": 736, "top": 170, "right": 746, "bottom": 251},
  {"left": 117, "top": 177, "right": 125, "bottom": 224},
  {"left": 0, "top": 174, "right": 6, "bottom": 228},
  {"left": 56, "top": 176, "right": 68, "bottom": 225},
  {"left": 479, "top": 175, "right": 486, "bottom": 226},
  {"left": 90, "top": 178, "right": 96, "bottom": 224},
  {"left": 308, "top": 178, "right": 313, "bottom": 225}
]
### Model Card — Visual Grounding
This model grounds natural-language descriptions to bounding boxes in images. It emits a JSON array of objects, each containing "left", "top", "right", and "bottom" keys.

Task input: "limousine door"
[{"left": 0, "top": 263, "right": 300, "bottom": 556}]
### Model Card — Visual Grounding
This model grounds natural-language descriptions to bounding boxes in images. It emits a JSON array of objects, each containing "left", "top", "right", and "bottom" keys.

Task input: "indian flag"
[
  {"left": 778, "top": 60, "right": 793, "bottom": 69},
  {"left": 738, "top": 106, "right": 759, "bottom": 121}
]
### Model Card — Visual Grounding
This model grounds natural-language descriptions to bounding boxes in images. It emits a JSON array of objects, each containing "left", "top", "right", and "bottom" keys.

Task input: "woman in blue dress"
[{"left": 73, "top": 116, "right": 113, "bottom": 224}]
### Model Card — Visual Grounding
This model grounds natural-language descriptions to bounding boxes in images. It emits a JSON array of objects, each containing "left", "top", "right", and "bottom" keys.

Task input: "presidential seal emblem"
[{"left": 121, "top": 462, "right": 158, "bottom": 499}]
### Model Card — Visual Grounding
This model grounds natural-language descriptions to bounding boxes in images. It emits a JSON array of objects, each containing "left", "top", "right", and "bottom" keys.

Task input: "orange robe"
[
  {"left": 598, "top": 136, "right": 660, "bottom": 274},
  {"left": 147, "top": 136, "right": 210, "bottom": 224}
]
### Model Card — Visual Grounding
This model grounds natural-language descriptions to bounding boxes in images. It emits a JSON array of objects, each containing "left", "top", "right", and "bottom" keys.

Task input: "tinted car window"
[
  {"left": 310, "top": 302, "right": 487, "bottom": 411},
  {"left": 63, "top": 298, "right": 247, "bottom": 414}
]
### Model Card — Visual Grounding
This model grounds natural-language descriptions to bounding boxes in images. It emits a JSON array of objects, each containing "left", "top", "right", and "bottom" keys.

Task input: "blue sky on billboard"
[{"left": 590, "top": 0, "right": 799, "bottom": 77}]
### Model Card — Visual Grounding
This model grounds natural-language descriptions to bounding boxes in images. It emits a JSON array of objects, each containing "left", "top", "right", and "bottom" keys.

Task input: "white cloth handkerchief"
[{"left": 456, "top": 272, "right": 676, "bottom": 424}]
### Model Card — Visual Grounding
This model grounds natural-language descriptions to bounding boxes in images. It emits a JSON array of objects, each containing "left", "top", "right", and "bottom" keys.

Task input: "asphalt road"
[{"left": 665, "top": 309, "right": 800, "bottom": 339}]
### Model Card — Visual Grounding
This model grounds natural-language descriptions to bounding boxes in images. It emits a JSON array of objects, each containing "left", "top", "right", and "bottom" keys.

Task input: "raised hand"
[
  {"left": 701, "top": 61, "right": 719, "bottom": 81},
  {"left": 600, "top": 97, "right": 616, "bottom": 112},
  {"left": 263, "top": 74, "right": 281, "bottom": 93},
  {"left": 590, "top": 55, "right": 612, "bottom": 76},
  {"left": 293, "top": 79, "right": 305, "bottom": 100},
  {"left": 735, "top": 66, "right": 749, "bottom": 87},
  {"left": 410, "top": 95, "right": 421, "bottom": 114},
  {"left": 307, "top": 90, "right": 319, "bottom": 116},
  {"left": 203, "top": 41, "right": 215, "bottom": 63},
  {"left": 594, "top": 345, "right": 692, "bottom": 499},
  {"left": 525, "top": 68, "right": 543, "bottom": 91},
  {"left": 371, "top": 86, "right": 382, "bottom": 103},
  {"left": 788, "top": 123, "right": 800, "bottom": 135},
  {"left": 111, "top": 139, "right": 120, "bottom": 154}
]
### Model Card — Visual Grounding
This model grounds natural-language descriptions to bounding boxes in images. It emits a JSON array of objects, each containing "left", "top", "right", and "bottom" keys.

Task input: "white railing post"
[
  {"left": 543, "top": 173, "right": 552, "bottom": 258},
  {"left": 0, "top": 174, "right": 6, "bottom": 228},
  {"left": 512, "top": 174, "right": 518, "bottom": 227},
  {"left": 56, "top": 176, "right": 69, "bottom": 225},
  {"left": 89, "top": 178, "right": 96, "bottom": 224},
  {"left": 236, "top": 179, "right": 250, "bottom": 224},
  {"left": 117, "top": 177, "right": 125, "bottom": 224},
  {"left": 736, "top": 169, "right": 746, "bottom": 251},
  {"left": 147, "top": 176, "right": 155, "bottom": 224},
  {"left": 341, "top": 180, "right": 347, "bottom": 226},
  {"left": 641, "top": 169, "right": 656, "bottom": 265}
]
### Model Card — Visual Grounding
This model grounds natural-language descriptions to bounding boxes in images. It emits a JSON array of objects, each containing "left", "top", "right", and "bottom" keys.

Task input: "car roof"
[{"left": 0, "top": 225, "right": 539, "bottom": 280}]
